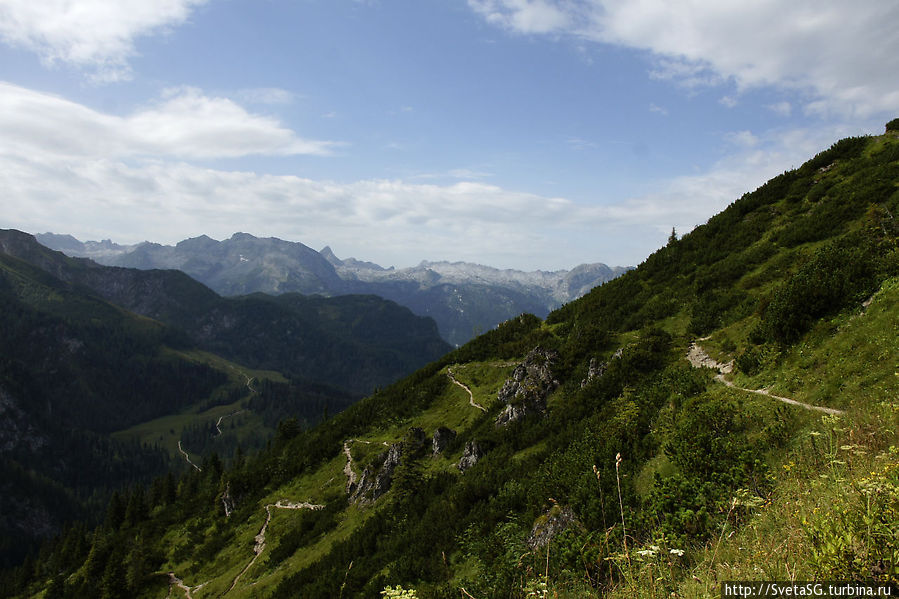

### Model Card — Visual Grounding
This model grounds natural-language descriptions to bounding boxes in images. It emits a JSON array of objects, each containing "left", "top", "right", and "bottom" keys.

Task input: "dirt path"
[
  {"left": 214, "top": 410, "right": 245, "bottom": 437},
  {"left": 343, "top": 441, "right": 357, "bottom": 492},
  {"left": 687, "top": 342, "right": 844, "bottom": 415},
  {"left": 177, "top": 441, "right": 202, "bottom": 472},
  {"left": 447, "top": 368, "right": 487, "bottom": 412},
  {"left": 226, "top": 500, "right": 325, "bottom": 594},
  {"left": 166, "top": 573, "right": 207, "bottom": 599},
  {"left": 342, "top": 439, "right": 389, "bottom": 493}
]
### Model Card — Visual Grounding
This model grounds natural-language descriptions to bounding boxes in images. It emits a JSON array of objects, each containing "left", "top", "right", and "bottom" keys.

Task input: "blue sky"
[{"left": 1, "top": 1, "right": 897, "bottom": 270}]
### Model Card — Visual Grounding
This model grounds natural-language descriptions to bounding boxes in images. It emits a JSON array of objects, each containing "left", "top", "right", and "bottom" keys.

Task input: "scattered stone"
[
  {"left": 432, "top": 427, "right": 457, "bottom": 455},
  {"left": 458, "top": 440, "right": 485, "bottom": 473}
]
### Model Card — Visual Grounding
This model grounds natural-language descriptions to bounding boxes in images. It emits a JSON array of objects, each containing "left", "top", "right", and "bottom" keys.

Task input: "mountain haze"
[{"left": 38, "top": 233, "right": 630, "bottom": 346}]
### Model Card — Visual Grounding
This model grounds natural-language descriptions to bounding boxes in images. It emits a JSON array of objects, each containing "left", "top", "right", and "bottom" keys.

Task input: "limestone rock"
[
  {"left": 528, "top": 505, "right": 580, "bottom": 550},
  {"left": 495, "top": 347, "right": 559, "bottom": 427},
  {"left": 432, "top": 427, "right": 457, "bottom": 455},
  {"left": 458, "top": 440, "right": 485, "bottom": 473},
  {"left": 350, "top": 443, "right": 403, "bottom": 505}
]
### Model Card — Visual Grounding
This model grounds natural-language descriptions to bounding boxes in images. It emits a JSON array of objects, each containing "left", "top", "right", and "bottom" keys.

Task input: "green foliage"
[
  {"left": 6, "top": 130, "right": 899, "bottom": 599},
  {"left": 757, "top": 234, "right": 894, "bottom": 344}
]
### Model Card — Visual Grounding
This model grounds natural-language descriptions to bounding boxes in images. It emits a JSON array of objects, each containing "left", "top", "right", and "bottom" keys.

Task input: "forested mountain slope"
[
  {"left": 38, "top": 231, "right": 628, "bottom": 346},
  {"left": 0, "top": 233, "right": 449, "bottom": 569},
  {"left": 1, "top": 230, "right": 451, "bottom": 396},
  {"left": 5, "top": 125, "right": 899, "bottom": 598}
]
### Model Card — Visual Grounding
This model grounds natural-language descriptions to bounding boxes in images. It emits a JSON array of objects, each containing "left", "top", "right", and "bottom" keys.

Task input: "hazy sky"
[{"left": 1, "top": 1, "right": 897, "bottom": 270}]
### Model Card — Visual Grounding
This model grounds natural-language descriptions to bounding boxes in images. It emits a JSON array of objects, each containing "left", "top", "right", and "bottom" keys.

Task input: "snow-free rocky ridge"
[{"left": 37, "top": 232, "right": 630, "bottom": 346}]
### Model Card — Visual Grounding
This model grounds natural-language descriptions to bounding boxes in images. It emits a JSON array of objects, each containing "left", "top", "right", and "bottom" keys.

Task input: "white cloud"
[
  {"left": 468, "top": 0, "right": 574, "bottom": 34},
  {"left": 0, "top": 83, "right": 338, "bottom": 159},
  {"left": 0, "top": 82, "right": 882, "bottom": 269},
  {"left": 0, "top": 0, "right": 208, "bottom": 81},
  {"left": 648, "top": 103, "right": 667, "bottom": 116},
  {"left": 467, "top": 0, "right": 899, "bottom": 118}
]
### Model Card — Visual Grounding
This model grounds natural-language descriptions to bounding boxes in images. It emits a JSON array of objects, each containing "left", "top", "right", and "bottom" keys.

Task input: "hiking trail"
[
  {"left": 226, "top": 500, "right": 325, "bottom": 594},
  {"left": 447, "top": 368, "right": 487, "bottom": 412},
  {"left": 687, "top": 341, "right": 844, "bottom": 416}
]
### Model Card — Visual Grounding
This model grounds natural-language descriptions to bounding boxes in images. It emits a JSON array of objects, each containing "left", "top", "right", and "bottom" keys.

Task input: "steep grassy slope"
[{"left": 5, "top": 128, "right": 899, "bottom": 598}]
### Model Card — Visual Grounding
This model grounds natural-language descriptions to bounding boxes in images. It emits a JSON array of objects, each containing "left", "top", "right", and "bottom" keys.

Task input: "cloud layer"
[
  {"left": 0, "top": 83, "right": 336, "bottom": 159},
  {"left": 0, "top": 0, "right": 208, "bottom": 81},
  {"left": 1, "top": 82, "right": 860, "bottom": 269},
  {"left": 469, "top": 0, "right": 899, "bottom": 117}
]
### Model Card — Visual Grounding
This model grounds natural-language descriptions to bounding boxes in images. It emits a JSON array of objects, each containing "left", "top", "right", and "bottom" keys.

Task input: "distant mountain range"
[{"left": 37, "top": 232, "right": 630, "bottom": 346}]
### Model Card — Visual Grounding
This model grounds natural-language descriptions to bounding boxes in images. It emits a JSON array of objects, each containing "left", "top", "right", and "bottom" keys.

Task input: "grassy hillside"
[{"left": 4, "top": 127, "right": 899, "bottom": 598}]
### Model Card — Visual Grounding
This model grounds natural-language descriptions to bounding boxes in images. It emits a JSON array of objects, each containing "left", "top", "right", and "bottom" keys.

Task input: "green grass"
[
  {"left": 111, "top": 351, "right": 286, "bottom": 457},
  {"left": 602, "top": 277, "right": 899, "bottom": 598}
]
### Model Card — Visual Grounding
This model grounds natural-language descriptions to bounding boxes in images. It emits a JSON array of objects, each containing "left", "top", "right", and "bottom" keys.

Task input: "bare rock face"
[
  {"left": 580, "top": 347, "right": 624, "bottom": 388},
  {"left": 495, "top": 347, "right": 560, "bottom": 427},
  {"left": 458, "top": 440, "right": 485, "bottom": 473},
  {"left": 580, "top": 357, "right": 605, "bottom": 388},
  {"left": 432, "top": 427, "right": 457, "bottom": 455},
  {"left": 350, "top": 443, "right": 403, "bottom": 505},
  {"left": 528, "top": 505, "right": 580, "bottom": 550}
]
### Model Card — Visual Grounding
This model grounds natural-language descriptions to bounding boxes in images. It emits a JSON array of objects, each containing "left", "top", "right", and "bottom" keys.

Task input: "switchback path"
[
  {"left": 687, "top": 342, "right": 844, "bottom": 416},
  {"left": 177, "top": 440, "right": 202, "bottom": 472},
  {"left": 447, "top": 368, "right": 487, "bottom": 412},
  {"left": 226, "top": 500, "right": 325, "bottom": 594},
  {"left": 214, "top": 410, "right": 245, "bottom": 437},
  {"left": 166, "top": 572, "right": 206, "bottom": 599}
]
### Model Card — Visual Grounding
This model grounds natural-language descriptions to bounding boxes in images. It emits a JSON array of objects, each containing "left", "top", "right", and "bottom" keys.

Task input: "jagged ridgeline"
[{"left": 5, "top": 126, "right": 899, "bottom": 598}]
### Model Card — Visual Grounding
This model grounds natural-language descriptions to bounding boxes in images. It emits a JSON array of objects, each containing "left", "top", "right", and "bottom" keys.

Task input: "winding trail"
[
  {"left": 687, "top": 342, "right": 844, "bottom": 416},
  {"left": 166, "top": 573, "right": 207, "bottom": 599},
  {"left": 214, "top": 410, "right": 245, "bottom": 437},
  {"left": 177, "top": 440, "right": 202, "bottom": 472},
  {"left": 226, "top": 500, "right": 325, "bottom": 594},
  {"left": 243, "top": 374, "right": 256, "bottom": 394},
  {"left": 447, "top": 368, "right": 487, "bottom": 412},
  {"left": 343, "top": 441, "right": 358, "bottom": 492}
]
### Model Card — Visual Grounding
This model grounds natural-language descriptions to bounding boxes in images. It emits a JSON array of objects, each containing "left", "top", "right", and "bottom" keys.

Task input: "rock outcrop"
[
  {"left": 495, "top": 347, "right": 560, "bottom": 427},
  {"left": 350, "top": 443, "right": 403, "bottom": 505},
  {"left": 432, "top": 427, "right": 457, "bottom": 455},
  {"left": 458, "top": 440, "right": 485, "bottom": 473},
  {"left": 528, "top": 505, "right": 581, "bottom": 550}
]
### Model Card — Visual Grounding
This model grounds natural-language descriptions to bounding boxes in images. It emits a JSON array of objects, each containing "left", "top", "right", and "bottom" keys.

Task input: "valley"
[{"left": 3, "top": 127, "right": 899, "bottom": 597}]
